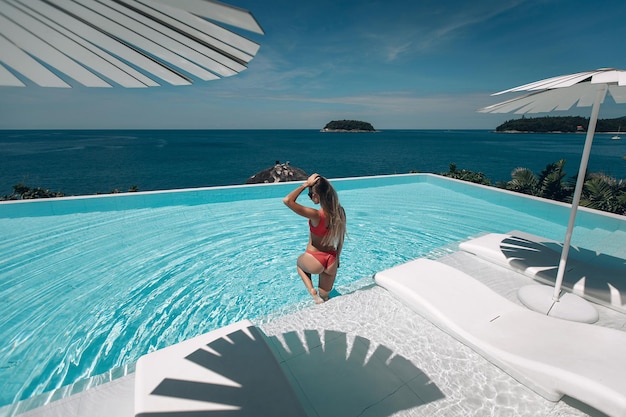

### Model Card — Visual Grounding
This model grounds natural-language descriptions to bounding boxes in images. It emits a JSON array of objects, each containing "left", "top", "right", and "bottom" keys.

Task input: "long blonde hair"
[{"left": 311, "top": 176, "right": 346, "bottom": 248}]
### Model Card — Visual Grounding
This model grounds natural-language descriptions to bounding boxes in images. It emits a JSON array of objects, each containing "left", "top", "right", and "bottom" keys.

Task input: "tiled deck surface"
[{"left": 8, "top": 251, "right": 624, "bottom": 417}]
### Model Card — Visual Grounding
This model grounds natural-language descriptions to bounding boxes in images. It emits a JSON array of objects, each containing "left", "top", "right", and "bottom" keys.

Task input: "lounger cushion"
[
  {"left": 134, "top": 320, "right": 306, "bottom": 417},
  {"left": 459, "top": 232, "right": 626, "bottom": 313},
  {"left": 375, "top": 258, "right": 626, "bottom": 417}
]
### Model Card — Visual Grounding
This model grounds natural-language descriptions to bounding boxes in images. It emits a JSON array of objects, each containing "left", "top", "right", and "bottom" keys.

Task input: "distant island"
[
  {"left": 496, "top": 115, "right": 625, "bottom": 133},
  {"left": 321, "top": 120, "right": 376, "bottom": 132}
]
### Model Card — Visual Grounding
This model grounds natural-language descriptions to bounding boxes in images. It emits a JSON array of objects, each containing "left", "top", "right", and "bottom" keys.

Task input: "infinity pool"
[{"left": 1, "top": 174, "right": 623, "bottom": 408}]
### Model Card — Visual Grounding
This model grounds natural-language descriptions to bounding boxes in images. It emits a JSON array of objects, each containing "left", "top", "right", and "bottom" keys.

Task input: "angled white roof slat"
[
  {"left": 516, "top": 73, "right": 583, "bottom": 92},
  {"left": 553, "top": 86, "right": 588, "bottom": 110},
  {"left": 99, "top": 0, "right": 241, "bottom": 76},
  {"left": 480, "top": 69, "right": 626, "bottom": 114},
  {"left": 11, "top": 0, "right": 159, "bottom": 87},
  {"left": 477, "top": 96, "right": 521, "bottom": 113},
  {"left": 153, "top": 0, "right": 263, "bottom": 35},
  {"left": 535, "top": 91, "right": 571, "bottom": 112},
  {"left": 493, "top": 69, "right": 626, "bottom": 96},
  {"left": 0, "top": 0, "right": 263, "bottom": 88},
  {"left": 590, "top": 69, "right": 626, "bottom": 87},
  {"left": 479, "top": 93, "right": 534, "bottom": 113},
  {"left": 0, "top": 62, "right": 25, "bottom": 86},
  {"left": 531, "top": 71, "right": 600, "bottom": 90},
  {"left": 500, "top": 94, "right": 543, "bottom": 113},
  {"left": 17, "top": 0, "right": 191, "bottom": 86},
  {"left": 514, "top": 101, "right": 555, "bottom": 114},
  {"left": 125, "top": 0, "right": 259, "bottom": 63},
  {"left": 590, "top": 69, "right": 618, "bottom": 85},
  {"left": 530, "top": 90, "right": 563, "bottom": 112},
  {"left": 97, "top": 0, "right": 242, "bottom": 77},
  {"left": 121, "top": 0, "right": 254, "bottom": 60},
  {"left": 2, "top": 0, "right": 153, "bottom": 87},
  {"left": 134, "top": 0, "right": 259, "bottom": 60},
  {"left": 0, "top": 34, "right": 70, "bottom": 87},
  {"left": 483, "top": 87, "right": 597, "bottom": 115},
  {"left": 492, "top": 74, "right": 577, "bottom": 95},
  {"left": 493, "top": 71, "right": 598, "bottom": 95},
  {"left": 609, "top": 85, "right": 626, "bottom": 104},
  {"left": 523, "top": 99, "right": 558, "bottom": 114},
  {"left": 576, "top": 84, "right": 607, "bottom": 108},
  {"left": 0, "top": 14, "right": 111, "bottom": 86},
  {"left": 509, "top": 98, "right": 544, "bottom": 114},
  {"left": 65, "top": 0, "right": 218, "bottom": 81}
]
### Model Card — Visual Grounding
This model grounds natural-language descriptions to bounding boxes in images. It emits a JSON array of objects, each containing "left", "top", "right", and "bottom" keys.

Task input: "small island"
[
  {"left": 321, "top": 120, "right": 376, "bottom": 132},
  {"left": 496, "top": 115, "right": 625, "bottom": 133}
]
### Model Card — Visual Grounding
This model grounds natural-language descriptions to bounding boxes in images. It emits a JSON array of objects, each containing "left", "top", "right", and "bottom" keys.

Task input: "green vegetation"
[
  {"left": 0, "top": 183, "right": 139, "bottom": 201},
  {"left": 581, "top": 173, "right": 626, "bottom": 213},
  {"left": 597, "top": 116, "right": 626, "bottom": 132},
  {"left": 439, "top": 161, "right": 626, "bottom": 215},
  {"left": 496, "top": 116, "right": 626, "bottom": 132},
  {"left": 439, "top": 163, "right": 492, "bottom": 186},
  {"left": 501, "top": 159, "right": 572, "bottom": 201},
  {"left": 323, "top": 120, "right": 376, "bottom": 131},
  {"left": 1, "top": 183, "right": 66, "bottom": 200}
]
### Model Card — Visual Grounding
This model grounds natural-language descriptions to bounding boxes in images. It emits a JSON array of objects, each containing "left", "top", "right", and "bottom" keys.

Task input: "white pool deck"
[{"left": 6, "top": 250, "right": 626, "bottom": 417}]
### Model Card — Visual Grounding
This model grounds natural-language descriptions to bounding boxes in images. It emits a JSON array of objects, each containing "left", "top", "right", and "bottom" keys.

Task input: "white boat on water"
[{"left": 611, "top": 126, "right": 621, "bottom": 140}]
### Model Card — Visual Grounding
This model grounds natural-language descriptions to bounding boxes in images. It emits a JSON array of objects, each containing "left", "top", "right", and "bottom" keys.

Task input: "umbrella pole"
[{"left": 551, "top": 85, "right": 607, "bottom": 303}]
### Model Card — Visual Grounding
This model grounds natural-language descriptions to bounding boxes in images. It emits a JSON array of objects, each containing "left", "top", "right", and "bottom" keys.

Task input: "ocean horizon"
[{"left": 2, "top": 129, "right": 626, "bottom": 197}]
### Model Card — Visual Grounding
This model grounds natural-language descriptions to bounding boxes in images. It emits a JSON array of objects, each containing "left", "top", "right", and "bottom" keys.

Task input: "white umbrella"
[
  {"left": 479, "top": 68, "right": 626, "bottom": 322},
  {"left": 0, "top": 0, "right": 263, "bottom": 88}
]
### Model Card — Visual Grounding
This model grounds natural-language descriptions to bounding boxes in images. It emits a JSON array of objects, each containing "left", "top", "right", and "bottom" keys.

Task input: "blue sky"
[{"left": 1, "top": 0, "right": 626, "bottom": 129}]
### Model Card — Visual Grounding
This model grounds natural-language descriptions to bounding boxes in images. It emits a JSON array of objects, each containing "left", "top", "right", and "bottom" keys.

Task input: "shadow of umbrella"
[
  {"left": 500, "top": 236, "right": 626, "bottom": 310},
  {"left": 141, "top": 326, "right": 306, "bottom": 417},
  {"left": 139, "top": 326, "right": 443, "bottom": 417},
  {"left": 266, "top": 329, "right": 444, "bottom": 417}
]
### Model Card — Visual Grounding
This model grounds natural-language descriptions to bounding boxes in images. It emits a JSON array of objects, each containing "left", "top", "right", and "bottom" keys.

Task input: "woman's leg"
[
  {"left": 297, "top": 253, "right": 324, "bottom": 303},
  {"left": 318, "top": 262, "right": 338, "bottom": 301}
]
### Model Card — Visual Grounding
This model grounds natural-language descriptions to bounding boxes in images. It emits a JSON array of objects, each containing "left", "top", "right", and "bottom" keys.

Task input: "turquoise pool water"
[{"left": 1, "top": 174, "right": 624, "bottom": 408}]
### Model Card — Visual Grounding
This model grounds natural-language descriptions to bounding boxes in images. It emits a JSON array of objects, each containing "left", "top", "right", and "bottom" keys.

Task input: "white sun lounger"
[
  {"left": 375, "top": 258, "right": 626, "bottom": 417},
  {"left": 134, "top": 320, "right": 306, "bottom": 417},
  {"left": 459, "top": 231, "right": 626, "bottom": 313}
]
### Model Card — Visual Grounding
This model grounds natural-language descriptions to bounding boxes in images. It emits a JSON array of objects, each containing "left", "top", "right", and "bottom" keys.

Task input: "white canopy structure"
[
  {"left": 479, "top": 68, "right": 626, "bottom": 321},
  {"left": 0, "top": 0, "right": 264, "bottom": 88}
]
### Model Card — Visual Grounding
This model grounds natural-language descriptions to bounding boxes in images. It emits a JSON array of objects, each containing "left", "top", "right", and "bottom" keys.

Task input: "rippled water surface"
[{"left": 0, "top": 175, "right": 599, "bottom": 407}]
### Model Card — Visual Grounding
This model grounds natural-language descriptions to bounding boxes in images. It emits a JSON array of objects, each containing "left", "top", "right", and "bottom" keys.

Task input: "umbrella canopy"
[
  {"left": 479, "top": 68, "right": 626, "bottom": 322},
  {"left": 0, "top": 0, "right": 263, "bottom": 88}
]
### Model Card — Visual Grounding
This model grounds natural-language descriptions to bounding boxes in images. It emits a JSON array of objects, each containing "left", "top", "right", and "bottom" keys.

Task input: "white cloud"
[{"left": 372, "top": 0, "right": 527, "bottom": 61}]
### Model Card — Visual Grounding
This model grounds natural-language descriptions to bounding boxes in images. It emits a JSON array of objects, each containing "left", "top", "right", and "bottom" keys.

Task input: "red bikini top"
[{"left": 309, "top": 210, "right": 329, "bottom": 236}]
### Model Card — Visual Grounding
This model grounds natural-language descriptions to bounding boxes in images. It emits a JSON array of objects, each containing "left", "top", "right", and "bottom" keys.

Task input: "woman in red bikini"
[{"left": 283, "top": 173, "right": 346, "bottom": 303}]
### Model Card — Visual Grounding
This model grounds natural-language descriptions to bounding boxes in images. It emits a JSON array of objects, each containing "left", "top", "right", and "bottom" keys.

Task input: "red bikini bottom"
[{"left": 306, "top": 250, "right": 337, "bottom": 269}]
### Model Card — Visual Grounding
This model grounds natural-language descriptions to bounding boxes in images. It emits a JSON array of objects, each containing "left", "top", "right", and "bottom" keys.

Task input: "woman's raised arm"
[{"left": 282, "top": 173, "right": 320, "bottom": 219}]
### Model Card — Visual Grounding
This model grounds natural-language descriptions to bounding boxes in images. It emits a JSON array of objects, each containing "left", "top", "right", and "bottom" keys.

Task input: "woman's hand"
[
  {"left": 306, "top": 173, "right": 320, "bottom": 187},
  {"left": 283, "top": 173, "right": 321, "bottom": 215}
]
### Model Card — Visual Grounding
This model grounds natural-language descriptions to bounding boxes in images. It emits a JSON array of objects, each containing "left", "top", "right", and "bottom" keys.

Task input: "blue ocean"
[{"left": 1, "top": 129, "right": 626, "bottom": 196}]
